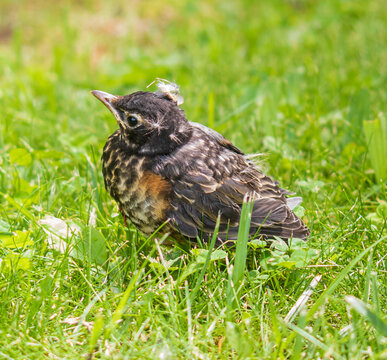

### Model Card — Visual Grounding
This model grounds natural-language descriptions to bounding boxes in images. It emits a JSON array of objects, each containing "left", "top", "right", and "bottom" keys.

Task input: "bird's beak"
[{"left": 91, "top": 90, "right": 122, "bottom": 123}]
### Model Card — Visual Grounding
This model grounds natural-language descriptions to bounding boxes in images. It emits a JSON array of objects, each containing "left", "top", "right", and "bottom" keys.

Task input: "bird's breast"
[{"left": 102, "top": 135, "right": 172, "bottom": 234}]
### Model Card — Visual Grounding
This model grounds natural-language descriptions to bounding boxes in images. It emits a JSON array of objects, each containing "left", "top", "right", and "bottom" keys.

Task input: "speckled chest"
[{"left": 101, "top": 132, "right": 171, "bottom": 235}]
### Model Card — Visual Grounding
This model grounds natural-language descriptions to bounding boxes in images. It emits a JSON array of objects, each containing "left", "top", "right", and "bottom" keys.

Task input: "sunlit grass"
[{"left": 0, "top": 0, "right": 386, "bottom": 358}]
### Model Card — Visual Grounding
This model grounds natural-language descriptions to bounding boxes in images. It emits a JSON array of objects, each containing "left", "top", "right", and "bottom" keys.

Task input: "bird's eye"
[{"left": 127, "top": 115, "right": 138, "bottom": 127}]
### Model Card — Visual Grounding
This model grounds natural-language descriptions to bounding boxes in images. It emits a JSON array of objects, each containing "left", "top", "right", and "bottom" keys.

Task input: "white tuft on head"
[{"left": 148, "top": 78, "right": 184, "bottom": 105}]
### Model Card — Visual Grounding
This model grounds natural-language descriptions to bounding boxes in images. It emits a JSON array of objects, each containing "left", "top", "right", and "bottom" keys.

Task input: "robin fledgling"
[{"left": 91, "top": 81, "right": 309, "bottom": 244}]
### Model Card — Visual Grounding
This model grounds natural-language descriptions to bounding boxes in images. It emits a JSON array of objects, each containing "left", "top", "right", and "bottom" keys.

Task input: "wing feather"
[
  {"left": 156, "top": 124, "right": 309, "bottom": 242},
  {"left": 168, "top": 171, "right": 309, "bottom": 242}
]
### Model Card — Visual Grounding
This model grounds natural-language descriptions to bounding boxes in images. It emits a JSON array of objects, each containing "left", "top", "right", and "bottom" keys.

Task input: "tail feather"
[{"left": 250, "top": 197, "right": 309, "bottom": 240}]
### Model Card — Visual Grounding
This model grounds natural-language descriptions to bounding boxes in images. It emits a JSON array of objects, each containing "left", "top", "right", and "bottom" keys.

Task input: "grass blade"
[
  {"left": 345, "top": 296, "right": 387, "bottom": 336},
  {"left": 190, "top": 214, "right": 220, "bottom": 302},
  {"left": 362, "top": 250, "right": 373, "bottom": 303},
  {"left": 285, "top": 275, "right": 322, "bottom": 324},
  {"left": 103, "top": 268, "right": 144, "bottom": 340},
  {"left": 306, "top": 236, "right": 386, "bottom": 321},
  {"left": 227, "top": 194, "right": 254, "bottom": 309},
  {"left": 348, "top": 89, "right": 370, "bottom": 131},
  {"left": 88, "top": 311, "right": 104, "bottom": 355},
  {"left": 287, "top": 322, "right": 343, "bottom": 360},
  {"left": 363, "top": 117, "right": 387, "bottom": 182},
  {"left": 103, "top": 234, "right": 165, "bottom": 340}
]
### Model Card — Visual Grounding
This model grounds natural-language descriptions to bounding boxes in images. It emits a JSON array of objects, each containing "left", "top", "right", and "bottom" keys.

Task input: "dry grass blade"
[{"left": 285, "top": 275, "right": 322, "bottom": 324}]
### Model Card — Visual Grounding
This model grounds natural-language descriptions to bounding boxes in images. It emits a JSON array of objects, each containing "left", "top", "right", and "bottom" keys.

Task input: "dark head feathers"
[{"left": 115, "top": 91, "right": 180, "bottom": 120}]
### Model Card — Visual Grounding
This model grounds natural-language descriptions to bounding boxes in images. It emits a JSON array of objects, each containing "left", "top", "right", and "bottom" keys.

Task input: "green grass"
[{"left": 0, "top": 0, "right": 386, "bottom": 358}]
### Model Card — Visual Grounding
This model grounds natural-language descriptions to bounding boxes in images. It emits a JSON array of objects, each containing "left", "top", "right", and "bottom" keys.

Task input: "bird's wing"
[
  {"left": 153, "top": 124, "right": 309, "bottom": 242},
  {"left": 190, "top": 122, "right": 245, "bottom": 155},
  {"left": 161, "top": 157, "right": 308, "bottom": 242},
  {"left": 190, "top": 121, "right": 294, "bottom": 198}
]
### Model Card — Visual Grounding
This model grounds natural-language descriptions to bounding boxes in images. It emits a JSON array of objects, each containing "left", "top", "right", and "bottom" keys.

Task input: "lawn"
[{"left": 0, "top": 0, "right": 386, "bottom": 358}]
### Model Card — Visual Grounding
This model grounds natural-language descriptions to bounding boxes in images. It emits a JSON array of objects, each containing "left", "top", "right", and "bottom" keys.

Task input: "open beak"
[{"left": 91, "top": 90, "right": 122, "bottom": 122}]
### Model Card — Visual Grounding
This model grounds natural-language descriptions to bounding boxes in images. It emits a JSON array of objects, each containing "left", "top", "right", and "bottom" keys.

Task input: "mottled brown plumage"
[{"left": 92, "top": 85, "right": 309, "bottom": 243}]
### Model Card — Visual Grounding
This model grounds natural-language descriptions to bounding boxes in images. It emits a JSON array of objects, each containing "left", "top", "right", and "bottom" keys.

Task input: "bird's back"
[{"left": 152, "top": 123, "right": 309, "bottom": 242}]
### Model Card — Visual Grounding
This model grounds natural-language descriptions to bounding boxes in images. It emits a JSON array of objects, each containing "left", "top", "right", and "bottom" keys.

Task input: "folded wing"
[{"left": 158, "top": 122, "right": 309, "bottom": 242}]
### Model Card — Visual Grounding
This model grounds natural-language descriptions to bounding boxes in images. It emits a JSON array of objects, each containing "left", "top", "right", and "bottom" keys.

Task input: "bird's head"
[{"left": 91, "top": 88, "right": 192, "bottom": 155}]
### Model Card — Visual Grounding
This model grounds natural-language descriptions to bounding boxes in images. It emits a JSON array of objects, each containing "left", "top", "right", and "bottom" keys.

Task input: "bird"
[{"left": 91, "top": 81, "right": 309, "bottom": 245}]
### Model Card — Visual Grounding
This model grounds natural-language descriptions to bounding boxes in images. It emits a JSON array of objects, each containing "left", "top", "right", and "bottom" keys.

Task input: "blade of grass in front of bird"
[
  {"left": 232, "top": 195, "right": 254, "bottom": 290},
  {"left": 135, "top": 219, "right": 171, "bottom": 255},
  {"left": 227, "top": 194, "right": 254, "bottom": 309}
]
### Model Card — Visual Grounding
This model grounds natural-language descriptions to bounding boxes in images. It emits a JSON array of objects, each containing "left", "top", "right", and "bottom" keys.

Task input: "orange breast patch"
[{"left": 138, "top": 171, "right": 172, "bottom": 219}]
